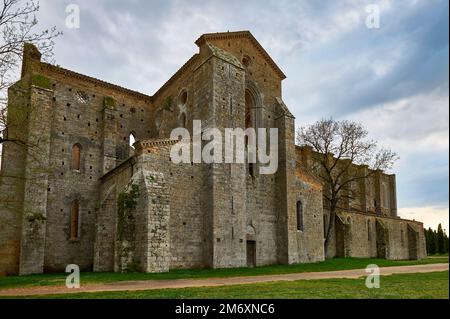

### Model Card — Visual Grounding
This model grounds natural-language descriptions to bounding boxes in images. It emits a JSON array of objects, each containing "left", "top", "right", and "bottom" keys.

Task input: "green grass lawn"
[
  {"left": 12, "top": 271, "right": 450, "bottom": 299},
  {"left": 0, "top": 257, "right": 447, "bottom": 290}
]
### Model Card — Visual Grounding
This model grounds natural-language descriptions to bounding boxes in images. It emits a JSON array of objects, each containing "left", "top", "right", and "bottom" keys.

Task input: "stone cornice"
[
  {"left": 336, "top": 209, "right": 424, "bottom": 225},
  {"left": 40, "top": 62, "right": 153, "bottom": 102},
  {"left": 135, "top": 138, "right": 180, "bottom": 148}
]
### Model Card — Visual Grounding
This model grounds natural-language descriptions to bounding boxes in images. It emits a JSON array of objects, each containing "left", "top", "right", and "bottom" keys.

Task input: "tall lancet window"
[
  {"left": 70, "top": 200, "right": 80, "bottom": 240},
  {"left": 297, "top": 200, "right": 304, "bottom": 231},
  {"left": 129, "top": 133, "right": 136, "bottom": 148},
  {"left": 245, "top": 90, "right": 254, "bottom": 129},
  {"left": 71, "top": 144, "right": 81, "bottom": 171}
]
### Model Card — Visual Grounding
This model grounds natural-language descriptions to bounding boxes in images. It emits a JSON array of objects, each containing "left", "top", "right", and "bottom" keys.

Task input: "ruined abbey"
[{"left": 0, "top": 31, "right": 426, "bottom": 275}]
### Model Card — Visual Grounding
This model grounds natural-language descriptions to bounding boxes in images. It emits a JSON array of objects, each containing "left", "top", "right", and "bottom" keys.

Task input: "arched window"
[
  {"left": 245, "top": 90, "right": 254, "bottom": 129},
  {"left": 70, "top": 200, "right": 80, "bottom": 240},
  {"left": 297, "top": 200, "right": 304, "bottom": 231},
  {"left": 71, "top": 144, "right": 81, "bottom": 171},
  {"left": 242, "top": 55, "right": 251, "bottom": 68},
  {"left": 178, "top": 90, "right": 188, "bottom": 107},
  {"left": 129, "top": 133, "right": 136, "bottom": 148},
  {"left": 400, "top": 226, "right": 405, "bottom": 246}
]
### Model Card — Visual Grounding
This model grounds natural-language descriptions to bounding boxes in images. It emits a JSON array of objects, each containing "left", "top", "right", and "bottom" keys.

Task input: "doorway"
[
  {"left": 376, "top": 220, "right": 389, "bottom": 258},
  {"left": 246, "top": 240, "right": 256, "bottom": 267}
]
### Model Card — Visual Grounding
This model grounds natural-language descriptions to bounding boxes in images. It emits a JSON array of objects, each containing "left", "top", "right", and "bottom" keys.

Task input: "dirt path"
[{"left": 0, "top": 263, "right": 448, "bottom": 297}]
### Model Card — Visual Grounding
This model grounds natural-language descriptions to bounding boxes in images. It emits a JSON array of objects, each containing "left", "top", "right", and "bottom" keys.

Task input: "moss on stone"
[
  {"left": 162, "top": 96, "right": 173, "bottom": 112},
  {"left": 116, "top": 183, "right": 141, "bottom": 272},
  {"left": 117, "top": 183, "right": 139, "bottom": 241},
  {"left": 31, "top": 74, "right": 52, "bottom": 89},
  {"left": 25, "top": 211, "right": 47, "bottom": 223},
  {"left": 104, "top": 96, "right": 116, "bottom": 109}
]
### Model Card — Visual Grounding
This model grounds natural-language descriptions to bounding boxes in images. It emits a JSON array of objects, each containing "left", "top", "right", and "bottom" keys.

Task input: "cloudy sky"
[{"left": 34, "top": 0, "right": 448, "bottom": 230}]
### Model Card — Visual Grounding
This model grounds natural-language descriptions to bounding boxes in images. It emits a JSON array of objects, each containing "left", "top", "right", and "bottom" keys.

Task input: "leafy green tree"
[{"left": 424, "top": 228, "right": 430, "bottom": 253}]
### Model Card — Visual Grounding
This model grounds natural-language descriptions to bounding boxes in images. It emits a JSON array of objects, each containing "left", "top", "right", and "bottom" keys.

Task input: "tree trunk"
[{"left": 324, "top": 203, "right": 337, "bottom": 258}]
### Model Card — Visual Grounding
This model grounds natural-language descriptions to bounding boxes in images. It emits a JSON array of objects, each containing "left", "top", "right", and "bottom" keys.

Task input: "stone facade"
[
  {"left": 297, "top": 145, "right": 426, "bottom": 260},
  {"left": 0, "top": 31, "right": 425, "bottom": 275}
]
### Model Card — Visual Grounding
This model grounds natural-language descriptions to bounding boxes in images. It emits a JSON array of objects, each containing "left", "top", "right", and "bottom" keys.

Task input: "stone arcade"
[{"left": 0, "top": 31, "right": 426, "bottom": 275}]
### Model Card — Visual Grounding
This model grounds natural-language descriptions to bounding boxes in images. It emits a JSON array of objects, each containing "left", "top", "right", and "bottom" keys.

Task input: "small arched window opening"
[
  {"left": 71, "top": 144, "right": 81, "bottom": 171},
  {"left": 367, "top": 220, "right": 371, "bottom": 241},
  {"left": 178, "top": 89, "right": 188, "bottom": 107},
  {"left": 129, "top": 133, "right": 136, "bottom": 148},
  {"left": 245, "top": 90, "right": 254, "bottom": 129},
  {"left": 242, "top": 55, "right": 251, "bottom": 68},
  {"left": 297, "top": 200, "right": 304, "bottom": 231},
  {"left": 70, "top": 200, "right": 80, "bottom": 240}
]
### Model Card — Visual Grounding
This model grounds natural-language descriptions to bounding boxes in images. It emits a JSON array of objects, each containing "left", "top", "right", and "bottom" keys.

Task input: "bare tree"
[
  {"left": 0, "top": 0, "right": 61, "bottom": 146},
  {"left": 297, "top": 118, "right": 398, "bottom": 254}
]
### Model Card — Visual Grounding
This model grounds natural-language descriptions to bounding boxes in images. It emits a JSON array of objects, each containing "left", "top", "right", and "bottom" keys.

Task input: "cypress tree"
[
  {"left": 423, "top": 228, "right": 431, "bottom": 255},
  {"left": 444, "top": 230, "right": 449, "bottom": 254},
  {"left": 428, "top": 227, "right": 437, "bottom": 255},
  {"left": 437, "top": 224, "right": 445, "bottom": 254}
]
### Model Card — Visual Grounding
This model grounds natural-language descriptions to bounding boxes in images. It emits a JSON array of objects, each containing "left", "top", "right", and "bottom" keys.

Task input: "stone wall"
[
  {"left": 332, "top": 211, "right": 426, "bottom": 260},
  {"left": 295, "top": 144, "right": 423, "bottom": 260},
  {"left": 0, "top": 32, "right": 427, "bottom": 275},
  {"left": 0, "top": 43, "right": 158, "bottom": 274},
  {"left": 38, "top": 54, "right": 154, "bottom": 273},
  {"left": 112, "top": 168, "right": 170, "bottom": 273},
  {"left": 94, "top": 140, "right": 210, "bottom": 272},
  {"left": 0, "top": 78, "right": 30, "bottom": 275},
  {"left": 92, "top": 38, "right": 327, "bottom": 271},
  {"left": 139, "top": 142, "right": 210, "bottom": 269},
  {"left": 293, "top": 172, "right": 325, "bottom": 263},
  {"left": 297, "top": 146, "right": 398, "bottom": 217}
]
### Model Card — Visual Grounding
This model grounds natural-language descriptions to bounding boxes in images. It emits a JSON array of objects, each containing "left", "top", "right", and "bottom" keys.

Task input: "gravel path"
[{"left": 0, "top": 263, "right": 448, "bottom": 297}]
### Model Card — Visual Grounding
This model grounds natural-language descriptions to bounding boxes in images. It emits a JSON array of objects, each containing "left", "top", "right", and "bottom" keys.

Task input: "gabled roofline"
[
  {"left": 40, "top": 62, "right": 153, "bottom": 102},
  {"left": 152, "top": 54, "right": 200, "bottom": 100},
  {"left": 195, "top": 31, "right": 287, "bottom": 80}
]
